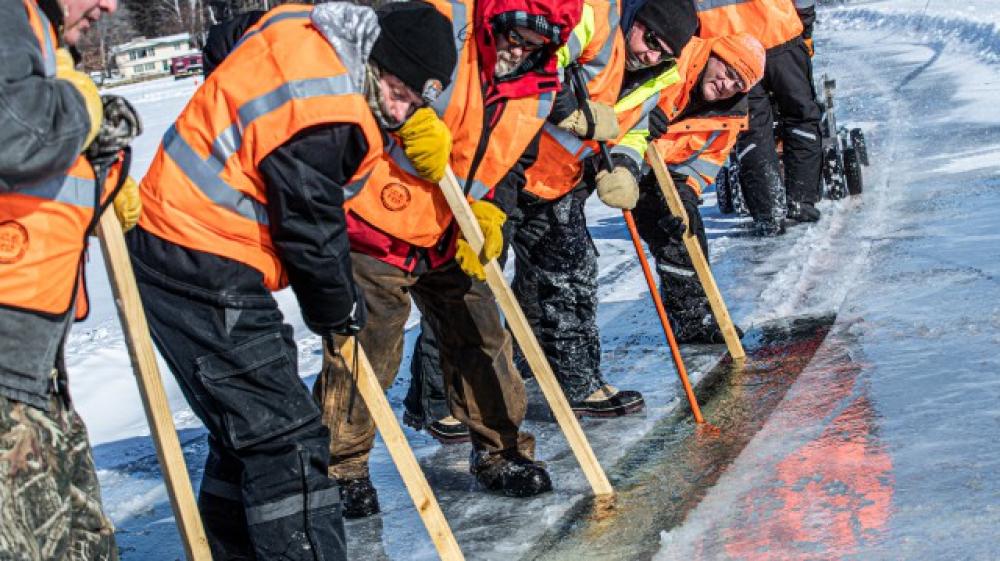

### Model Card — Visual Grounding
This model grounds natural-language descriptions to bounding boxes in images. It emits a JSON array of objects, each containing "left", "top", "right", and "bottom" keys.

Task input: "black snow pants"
[
  {"left": 130, "top": 255, "right": 346, "bottom": 561},
  {"left": 633, "top": 174, "right": 728, "bottom": 343},
  {"left": 736, "top": 36, "right": 823, "bottom": 221},
  {"left": 405, "top": 187, "right": 607, "bottom": 425}
]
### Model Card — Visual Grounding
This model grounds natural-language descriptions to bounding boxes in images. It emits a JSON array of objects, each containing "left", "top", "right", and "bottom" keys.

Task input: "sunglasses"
[
  {"left": 503, "top": 27, "right": 549, "bottom": 53},
  {"left": 642, "top": 29, "right": 675, "bottom": 61}
]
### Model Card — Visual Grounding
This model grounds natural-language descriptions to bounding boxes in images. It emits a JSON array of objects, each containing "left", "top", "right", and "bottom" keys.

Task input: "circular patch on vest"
[
  {"left": 380, "top": 183, "right": 412, "bottom": 212},
  {"left": 0, "top": 221, "right": 29, "bottom": 264}
]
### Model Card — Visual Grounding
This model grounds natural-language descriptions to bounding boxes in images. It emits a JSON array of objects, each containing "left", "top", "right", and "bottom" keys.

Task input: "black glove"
[
  {"left": 86, "top": 95, "right": 142, "bottom": 170},
  {"left": 647, "top": 107, "right": 670, "bottom": 141},
  {"left": 330, "top": 285, "right": 368, "bottom": 337},
  {"left": 658, "top": 215, "right": 687, "bottom": 242}
]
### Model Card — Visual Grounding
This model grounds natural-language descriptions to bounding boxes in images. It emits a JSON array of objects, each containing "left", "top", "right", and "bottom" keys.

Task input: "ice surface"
[{"left": 61, "top": 2, "right": 1000, "bottom": 558}]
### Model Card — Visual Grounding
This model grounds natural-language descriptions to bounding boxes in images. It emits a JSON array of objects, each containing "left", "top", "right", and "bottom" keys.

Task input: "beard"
[
  {"left": 364, "top": 64, "right": 403, "bottom": 131},
  {"left": 494, "top": 51, "right": 521, "bottom": 79},
  {"left": 625, "top": 50, "right": 657, "bottom": 72}
]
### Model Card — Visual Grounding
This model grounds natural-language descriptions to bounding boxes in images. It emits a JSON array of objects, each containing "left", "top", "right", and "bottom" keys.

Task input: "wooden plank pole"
[
  {"left": 437, "top": 167, "right": 614, "bottom": 497},
  {"left": 645, "top": 144, "right": 746, "bottom": 361},
  {"left": 97, "top": 211, "right": 213, "bottom": 561},
  {"left": 336, "top": 338, "right": 465, "bottom": 561}
]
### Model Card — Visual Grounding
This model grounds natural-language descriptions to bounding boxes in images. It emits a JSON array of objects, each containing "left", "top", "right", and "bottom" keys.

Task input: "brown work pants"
[{"left": 315, "top": 253, "right": 532, "bottom": 480}]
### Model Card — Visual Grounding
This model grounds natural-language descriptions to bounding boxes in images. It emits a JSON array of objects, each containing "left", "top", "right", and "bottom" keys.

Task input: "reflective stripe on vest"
[
  {"left": 695, "top": 0, "right": 803, "bottom": 50},
  {"left": 697, "top": 0, "right": 749, "bottom": 10},
  {"left": 139, "top": 5, "right": 383, "bottom": 290},
  {"left": 0, "top": 1, "right": 114, "bottom": 320},
  {"left": 346, "top": 0, "right": 553, "bottom": 247},
  {"left": 23, "top": 0, "right": 57, "bottom": 76},
  {"left": 431, "top": 0, "right": 469, "bottom": 116}
]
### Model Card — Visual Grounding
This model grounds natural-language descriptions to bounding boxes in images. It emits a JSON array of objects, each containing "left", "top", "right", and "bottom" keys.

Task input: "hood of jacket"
[
  {"left": 310, "top": 2, "right": 381, "bottom": 92},
  {"left": 475, "top": 0, "right": 582, "bottom": 102}
]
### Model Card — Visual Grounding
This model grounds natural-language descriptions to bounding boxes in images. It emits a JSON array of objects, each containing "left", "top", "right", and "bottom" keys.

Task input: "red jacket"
[{"left": 347, "top": 0, "right": 581, "bottom": 272}]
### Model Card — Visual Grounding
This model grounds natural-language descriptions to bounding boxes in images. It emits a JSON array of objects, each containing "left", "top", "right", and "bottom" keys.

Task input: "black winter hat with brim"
[
  {"left": 370, "top": 2, "right": 457, "bottom": 102},
  {"left": 636, "top": 0, "right": 699, "bottom": 58}
]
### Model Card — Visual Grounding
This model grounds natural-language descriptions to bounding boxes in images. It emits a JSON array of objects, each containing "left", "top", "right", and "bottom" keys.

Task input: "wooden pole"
[
  {"left": 645, "top": 144, "right": 746, "bottom": 361},
  {"left": 621, "top": 210, "right": 705, "bottom": 424},
  {"left": 437, "top": 167, "right": 614, "bottom": 497},
  {"left": 97, "top": 211, "right": 213, "bottom": 561},
  {"left": 336, "top": 338, "right": 465, "bottom": 561}
]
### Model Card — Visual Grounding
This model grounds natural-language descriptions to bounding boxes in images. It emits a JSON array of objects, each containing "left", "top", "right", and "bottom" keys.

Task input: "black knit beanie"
[
  {"left": 636, "top": 0, "right": 699, "bottom": 57},
  {"left": 370, "top": 2, "right": 457, "bottom": 102}
]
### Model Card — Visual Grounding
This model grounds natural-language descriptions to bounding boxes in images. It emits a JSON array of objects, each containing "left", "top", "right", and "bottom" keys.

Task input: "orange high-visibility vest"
[
  {"left": 650, "top": 36, "right": 748, "bottom": 195},
  {"left": 0, "top": 0, "right": 120, "bottom": 321},
  {"left": 139, "top": 5, "right": 383, "bottom": 291},
  {"left": 524, "top": 0, "right": 626, "bottom": 201},
  {"left": 695, "top": 0, "right": 803, "bottom": 50},
  {"left": 345, "top": 0, "right": 555, "bottom": 246}
]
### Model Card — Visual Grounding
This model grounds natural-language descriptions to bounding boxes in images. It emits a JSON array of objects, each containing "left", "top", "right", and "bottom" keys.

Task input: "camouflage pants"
[{"left": 0, "top": 393, "right": 117, "bottom": 561}]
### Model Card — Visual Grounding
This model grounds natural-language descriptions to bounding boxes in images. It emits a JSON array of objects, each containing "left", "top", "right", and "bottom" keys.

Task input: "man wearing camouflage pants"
[{"left": 1, "top": 0, "right": 130, "bottom": 559}]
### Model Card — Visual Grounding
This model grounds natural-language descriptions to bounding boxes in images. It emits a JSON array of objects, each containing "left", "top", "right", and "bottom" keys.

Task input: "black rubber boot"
[
  {"left": 336, "top": 477, "right": 380, "bottom": 519},
  {"left": 670, "top": 314, "right": 746, "bottom": 345},
  {"left": 570, "top": 386, "right": 645, "bottom": 417},
  {"left": 752, "top": 218, "right": 787, "bottom": 237},
  {"left": 427, "top": 416, "right": 471, "bottom": 444},
  {"left": 786, "top": 201, "right": 821, "bottom": 223},
  {"left": 470, "top": 450, "right": 553, "bottom": 498}
]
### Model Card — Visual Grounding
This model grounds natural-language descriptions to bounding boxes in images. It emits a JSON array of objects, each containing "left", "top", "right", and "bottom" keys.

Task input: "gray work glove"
[
  {"left": 557, "top": 100, "right": 620, "bottom": 141},
  {"left": 85, "top": 95, "right": 143, "bottom": 170}
]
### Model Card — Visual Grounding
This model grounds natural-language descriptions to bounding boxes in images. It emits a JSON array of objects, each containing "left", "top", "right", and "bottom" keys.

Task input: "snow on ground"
[{"left": 65, "top": 1, "right": 1000, "bottom": 558}]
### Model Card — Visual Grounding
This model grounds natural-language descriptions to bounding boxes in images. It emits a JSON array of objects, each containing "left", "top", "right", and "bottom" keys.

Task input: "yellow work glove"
[
  {"left": 804, "top": 37, "right": 814, "bottom": 58},
  {"left": 557, "top": 100, "right": 620, "bottom": 141},
  {"left": 55, "top": 48, "right": 103, "bottom": 151},
  {"left": 454, "top": 200, "right": 506, "bottom": 281},
  {"left": 113, "top": 176, "right": 142, "bottom": 232},
  {"left": 397, "top": 107, "right": 452, "bottom": 183},
  {"left": 596, "top": 165, "right": 639, "bottom": 210}
]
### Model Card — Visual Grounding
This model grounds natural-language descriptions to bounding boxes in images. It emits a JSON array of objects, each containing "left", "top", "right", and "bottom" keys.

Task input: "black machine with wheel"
[{"left": 716, "top": 73, "right": 869, "bottom": 214}]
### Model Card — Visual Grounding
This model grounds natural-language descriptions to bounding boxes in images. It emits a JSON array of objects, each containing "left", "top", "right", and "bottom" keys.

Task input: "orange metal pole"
[{"left": 622, "top": 209, "right": 705, "bottom": 424}]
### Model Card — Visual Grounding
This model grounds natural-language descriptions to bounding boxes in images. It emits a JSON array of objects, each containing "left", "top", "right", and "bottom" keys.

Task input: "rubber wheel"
[
  {"left": 823, "top": 147, "right": 847, "bottom": 200},
  {"left": 844, "top": 147, "right": 864, "bottom": 195},
  {"left": 850, "top": 128, "right": 870, "bottom": 166}
]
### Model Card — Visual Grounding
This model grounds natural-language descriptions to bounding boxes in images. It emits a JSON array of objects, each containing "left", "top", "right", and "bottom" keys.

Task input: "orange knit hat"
[{"left": 710, "top": 33, "right": 766, "bottom": 92}]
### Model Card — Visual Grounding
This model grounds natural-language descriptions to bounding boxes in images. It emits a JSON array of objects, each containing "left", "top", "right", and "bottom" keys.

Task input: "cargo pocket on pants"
[{"left": 195, "top": 332, "right": 320, "bottom": 450}]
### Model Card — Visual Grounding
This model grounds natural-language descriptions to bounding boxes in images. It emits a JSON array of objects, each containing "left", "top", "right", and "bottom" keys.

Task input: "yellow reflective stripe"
[
  {"left": 612, "top": 130, "right": 647, "bottom": 166},
  {"left": 558, "top": 3, "right": 595, "bottom": 68},
  {"left": 614, "top": 64, "right": 680, "bottom": 112}
]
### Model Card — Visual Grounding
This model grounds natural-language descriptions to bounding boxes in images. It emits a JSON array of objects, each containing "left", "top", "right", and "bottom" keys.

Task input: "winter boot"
[
  {"left": 752, "top": 217, "right": 786, "bottom": 237},
  {"left": 336, "top": 476, "right": 380, "bottom": 519},
  {"left": 470, "top": 449, "right": 552, "bottom": 498},
  {"left": 404, "top": 410, "right": 471, "bottom": 444},
  {"left": 655, "top": 244, "right": 745, "bottom": 344},
  {"left": 427, "top": 415, "right": 471, "bottom": 444},
  {"left": 570, "top": 384, "right": 645, "bottom": 417},
  {"left": 786, "top": 201, "right": 821, "bottom": 224}
]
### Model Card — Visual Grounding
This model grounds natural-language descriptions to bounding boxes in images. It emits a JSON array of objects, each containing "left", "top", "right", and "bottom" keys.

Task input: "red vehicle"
[{"left": 170, "top": 53, "right": 204, "bottom": 79}]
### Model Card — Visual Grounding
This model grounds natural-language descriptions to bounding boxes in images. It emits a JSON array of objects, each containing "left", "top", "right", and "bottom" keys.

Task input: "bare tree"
[{"left": 78, "top": 6, "right": 138, "bottom": 74}]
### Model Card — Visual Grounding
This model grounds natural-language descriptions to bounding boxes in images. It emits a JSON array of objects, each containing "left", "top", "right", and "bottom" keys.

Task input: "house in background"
[{"left": 111, "top": 33, "right": 198, "bottom": 80}]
